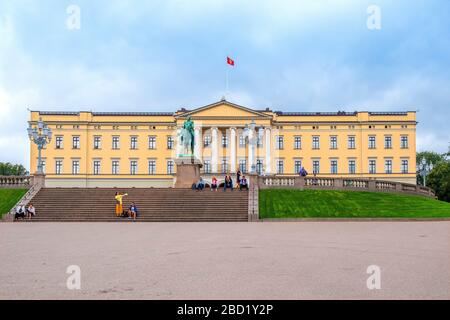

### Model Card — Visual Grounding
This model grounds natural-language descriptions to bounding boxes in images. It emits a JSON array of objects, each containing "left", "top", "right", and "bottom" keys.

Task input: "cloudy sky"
[{"left": 1, "top": 0, "right": 449, "bottom": 169}]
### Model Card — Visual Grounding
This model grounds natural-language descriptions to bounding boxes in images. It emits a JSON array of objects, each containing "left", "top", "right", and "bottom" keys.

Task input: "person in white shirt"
[
  {"left": 26, "top": 204, "right": 36, "bottom": 220},
  {"left": 14, "top": 205, "right": 25, "bottom": 221}
]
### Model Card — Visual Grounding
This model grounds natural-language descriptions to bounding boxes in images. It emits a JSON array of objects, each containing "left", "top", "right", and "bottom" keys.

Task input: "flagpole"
[{"left": 226, "top": 66, "right": 229, "bottom": 98}]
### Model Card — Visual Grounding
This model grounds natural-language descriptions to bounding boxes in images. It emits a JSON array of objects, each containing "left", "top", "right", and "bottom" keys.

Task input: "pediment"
[{"left": 176, "top": 100, "right": 272, "bottom": 119}]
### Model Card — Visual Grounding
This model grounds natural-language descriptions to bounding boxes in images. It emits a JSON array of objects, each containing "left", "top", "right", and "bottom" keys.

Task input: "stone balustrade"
[
  {"left": 257, "top": 175, "right": 436, "bottom": 198},
  {"left": 0, "top": 176, "right": 33, "bottom": 189}
]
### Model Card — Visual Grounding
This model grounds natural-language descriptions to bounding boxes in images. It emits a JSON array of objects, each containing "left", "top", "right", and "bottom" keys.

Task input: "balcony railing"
[
  {"left": 255, "top": 175, "right": 436, "bottom": 198},
  {"left": 0, "top": 176, "right": 33, "bottom": 188}
]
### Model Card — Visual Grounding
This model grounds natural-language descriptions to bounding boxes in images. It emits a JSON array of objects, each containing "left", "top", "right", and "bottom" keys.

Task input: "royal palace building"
[{"left": 29, "top": 99, "right": 417, "bottom": 187}]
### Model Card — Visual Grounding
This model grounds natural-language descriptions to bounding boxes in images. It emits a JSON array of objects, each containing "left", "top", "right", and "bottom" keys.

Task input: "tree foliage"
[
  {"left": 427, "top": 161, "right": 450, "bottom": 202},
  {"left": 0, "top": 162, "right": 29, "bottom": 176}
]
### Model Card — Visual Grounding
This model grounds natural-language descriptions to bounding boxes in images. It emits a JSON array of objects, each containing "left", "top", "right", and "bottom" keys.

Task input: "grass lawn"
[
  {"left": 259, "top": 189, "right": 450, "bottom": 219},
  {"left": 0, "top": 189, "right": 27, "bottom": 217}
]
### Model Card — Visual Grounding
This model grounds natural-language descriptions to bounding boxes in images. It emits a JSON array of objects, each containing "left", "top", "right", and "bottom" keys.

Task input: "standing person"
[
  {"left": 114, "top": 192, "right": 128, "bottom": 217},
  {"left": 236, "top": 169, "right": 242, "bottom": 185},
  {"left": 211, "top": 176, "right": 218, "bottom": 191},
  {"left": 312, "top": 173, "right": 318, "bottom": 185},
  {"left": 26, "top": 203, "right": 36, "bottom": 220}
]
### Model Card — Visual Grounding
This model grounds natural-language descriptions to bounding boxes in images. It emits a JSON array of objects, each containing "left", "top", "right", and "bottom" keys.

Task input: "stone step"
[{"left": 27, "top": 187, "right": 249, "bottom": 222}]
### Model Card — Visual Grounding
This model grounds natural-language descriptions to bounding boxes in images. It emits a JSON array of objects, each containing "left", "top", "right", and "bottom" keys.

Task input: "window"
[
  {"left": 41, "top": 160, "right": 46, "bottom": 173},
  {"left": 239, "top": 159, "right": 247, "bottom": 173},
  {"left": 55, "top": 160, "right": 63, "bottom": 175},
  {"left": 112, "top": 160, "right": 120, "bottom": 175},
  {"left": 313, "top": 160, "right": 320, "bottom": 174},
  {"left": 167, "top": 136, "right": 174, "bottom": 150},
  {"left": 401, "top": 136, "right": 409, "bottom": 149},
  {"left": 312, "top": 136, "right": 320, "bottom": 149},
  {"left": 112, "top": 136, "right": 120, "bottom": 149},
  {"left": 294, "top": 136, "right": 302, "bottom": 149},
  {"left": 369, "top": 160, "right": 376, "bottom": 174},
  {"left": 348, "top": 136, "right": 356, "bottom": 149},
  {"left": 330, "top": 160, "right": 338, "bottom": 174},
  {"left": 401, "top": 160, "right": 409, "bottom": 174},
  {"left": 221, "top": 159, "right": 228, "bottom": 174},
  {"left": 203, "top": 160, "right": 211, "bottom": 174},
  {"left": 93, "top": 160, "right": 101, "bottom": 175},
  {"left": 72, "top": 136, "right": 80, "bottom": 149},
  {"left": 276, "top": 160, "right": 284, "bottom": 174},
  {"left": 204, "top": 135, "right": 211, "bottom": 147},
  {"left": 368, "top": 136, "right": 376, "bottom": 149},
  {"left": 148, "top": 136, "right": 156, "bottom": 149},
  {"left": 130, "top": 136, "right": 138, "bottom": 150},
  {"left": 239, "top": 135, "right": 246, "bottom": 148},
  {"left": 167, "top": 160, "right": 174, "bottom": 174},
  {"left": 385, "top": 159, "right": 393, "bottom": 174},
  {"left": 55, "top": 136, "right": 63, "bottom": 149},
  {"left": 276, "top": 136, "right": 284, "bottom": 150},
  {"left": 72, "top": 160, "right": 80, "bottom": 175},
  {"left": 130, "top": 160, "right": 138, "bottom": 175},
  {"left": 384, "top": 136, "right": 392, "bottom": 149},
  {"left": 93, "top": 136, "right": 101, "bottom": 149},
  {"left": 294, "top": 160, "right": 302, "bottom": 174},
  {"left": 256, "top": 159, "right": 263, "bottom": 175},
  {"left": 148, "top": 160, "right": 156, "bottom": 175},
  {"left": 348, "top": 160, "right": 356, "bottom": 174},
  {"left": 330, "top": 136, "right": 338, "bottom": 149},
  {"left": 222, "top": 135, "right": 228, "bottom": 148}
]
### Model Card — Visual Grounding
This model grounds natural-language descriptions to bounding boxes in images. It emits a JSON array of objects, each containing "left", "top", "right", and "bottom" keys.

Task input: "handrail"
[
  {"left": 0, "top": 175, "right": 33, "bottom": 188},
  {"left": 257, "top": 175, "right": 436, "bottom": 198}
]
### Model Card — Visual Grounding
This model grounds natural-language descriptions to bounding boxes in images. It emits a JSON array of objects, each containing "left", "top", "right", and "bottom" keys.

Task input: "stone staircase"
[{"left": 25, "top": 188, "right": 249, "bottom": 222}]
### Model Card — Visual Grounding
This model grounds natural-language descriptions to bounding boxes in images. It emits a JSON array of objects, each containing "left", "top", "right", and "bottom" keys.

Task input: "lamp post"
[
  {"left": 27, "top": 118, "right": 52, "bottom": 174},
  {"left": 416, "top": 158, "right": 433, "bottom": 187}
]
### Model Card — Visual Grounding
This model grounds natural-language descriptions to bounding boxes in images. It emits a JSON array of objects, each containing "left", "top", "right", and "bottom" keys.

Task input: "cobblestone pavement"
[{"left": 0, "top": 222, "right": 448, "bottom": 299}]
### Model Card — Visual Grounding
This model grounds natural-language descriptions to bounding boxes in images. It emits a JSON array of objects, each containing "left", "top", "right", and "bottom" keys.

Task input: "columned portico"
[
  {"left": 211, "top": 126, "right": 219, "bottom": 173},
  {"left": 248, "top": 126, "right": 255, "bottom": 173},
  {"left": 194, "top": 126, "right": 202, "bottom": 160},
  {"left": 230, "top": 127, "right": 237, "bottom": 173},
  {"left": 265, "top": 127, "right": 271, "bottom": 174}
]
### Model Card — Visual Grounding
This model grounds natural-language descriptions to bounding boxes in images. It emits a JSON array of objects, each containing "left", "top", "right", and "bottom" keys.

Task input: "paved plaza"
[{"left": 0, "top": 222, "right": 448, "bottom": 299}]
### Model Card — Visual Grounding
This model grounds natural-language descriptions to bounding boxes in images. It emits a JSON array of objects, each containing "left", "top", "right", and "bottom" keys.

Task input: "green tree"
[
  {"left": 0, "top": 162, "right": 29, "bottom": 176},
  {"left": 427, "top": 161, "right": 450, "bottom": 202}
]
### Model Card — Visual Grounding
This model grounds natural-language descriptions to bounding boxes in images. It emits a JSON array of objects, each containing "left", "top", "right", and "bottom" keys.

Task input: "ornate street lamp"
[
  {"left": 416, "top": 158, "right": 433, "bottom": 187},
  {"left": 27, "top": 117, "right": 52, "bottom": 174}
]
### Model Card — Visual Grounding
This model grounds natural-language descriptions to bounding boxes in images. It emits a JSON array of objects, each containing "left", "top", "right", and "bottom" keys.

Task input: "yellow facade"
[{"left": 29, "top": 99, "right": 417, "bottom": 187}]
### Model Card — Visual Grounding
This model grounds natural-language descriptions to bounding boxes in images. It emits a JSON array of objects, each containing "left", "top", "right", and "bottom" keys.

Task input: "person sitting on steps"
[
  {"left": 239, "top": 176, "right": 249, "bottom": 191},
  {"left": 211, "top": 176, "right": 218, "bottom": 191},
  {"left": 223, "top": 174, "right": 233, "bottom": 192},
  {"left": 127, "top": 202, "right": 139, "bottom": 220},
  {"left": 14, "top": 204, "right": 25, "bottom": 221},
  {"left": 195, "top": 177, "right": 205, "bottom": 191},
  {"left": 26, "top": 203, "right": 36, "bottom": 220}
]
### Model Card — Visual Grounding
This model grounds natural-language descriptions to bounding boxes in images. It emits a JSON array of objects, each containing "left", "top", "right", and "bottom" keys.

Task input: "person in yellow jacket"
[{"left": 114, "top": 192, "right": 128, "bottom": 217}]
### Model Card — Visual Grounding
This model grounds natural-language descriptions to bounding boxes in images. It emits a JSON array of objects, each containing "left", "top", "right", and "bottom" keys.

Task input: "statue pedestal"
[{"left": 173, "top": 156, "right": 203, "bottom": 188}]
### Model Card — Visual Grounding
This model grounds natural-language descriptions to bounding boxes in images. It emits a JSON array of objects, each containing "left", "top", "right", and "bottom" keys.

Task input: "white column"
[
  {"left": 194, "top": 126, "right": 202, "bottom": 160},
  {"left": 211, "top": 127, "right": 218, "bottom": 173},
  {"left": 230, "top": 127, "right": 236, "bottom": 173},
  {"left": 248, "top": 127, "right": 255, "bottom": 173},
  {"left": 265, "top": 127, "right": 271, "bottom": 174},
  {"left": 176, "top": 127, "right": 182, "bottom": 157}
]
